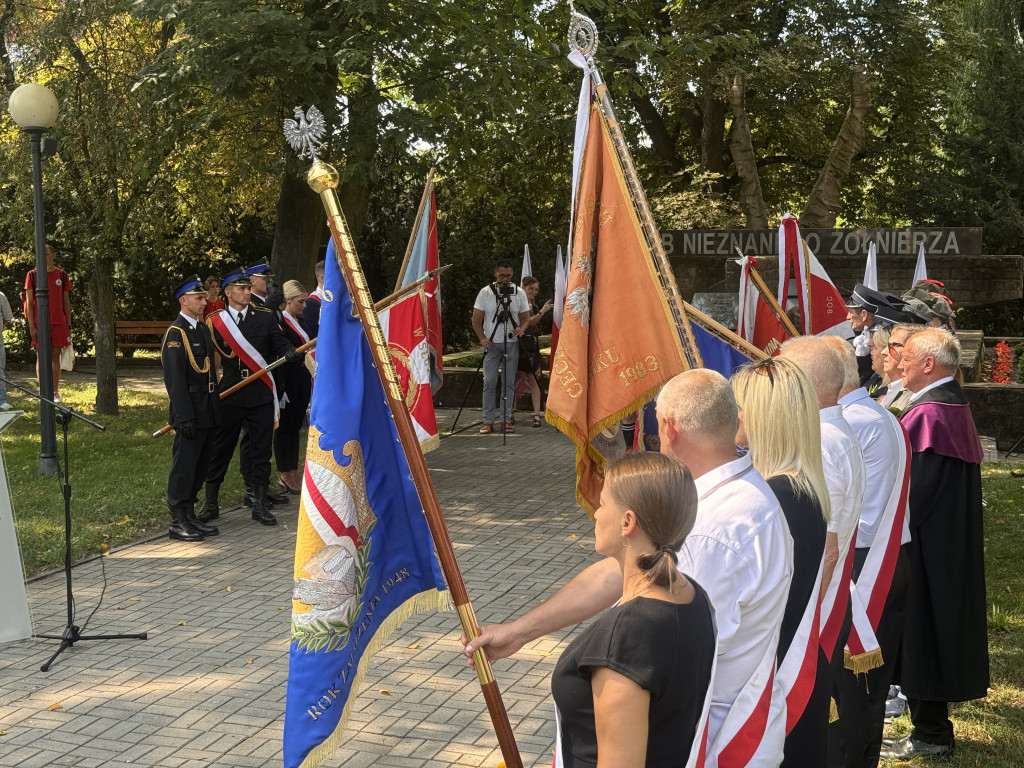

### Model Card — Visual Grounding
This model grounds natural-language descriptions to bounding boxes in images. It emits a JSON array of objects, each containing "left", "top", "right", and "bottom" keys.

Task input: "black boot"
[
  {"left": 266, "top": 484, "right": 290, "bottom": 505},
  {"left": 198, "top": 483, "right": 220, "bottom": 522},
  {"left": 244, "top": 481, "right": 274, "bottom": 510},
  {"left": 169, "top": 505, "right": 203, "bottom": 541},
  {"left": 251, "top": 485, "right": 277, "bottom": 526},
  {"left": 185, "top": 502, "right": 219, "bottom": 537}
]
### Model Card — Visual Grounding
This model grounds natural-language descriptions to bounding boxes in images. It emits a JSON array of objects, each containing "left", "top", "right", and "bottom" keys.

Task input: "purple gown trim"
[{"left": 900, "top": 401, "right": 984, "bottom": 465}]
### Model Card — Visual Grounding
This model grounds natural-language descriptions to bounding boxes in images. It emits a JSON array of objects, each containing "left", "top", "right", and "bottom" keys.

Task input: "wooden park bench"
[{"left": 116, "top": 319, "right": 172, "bottom": 352}]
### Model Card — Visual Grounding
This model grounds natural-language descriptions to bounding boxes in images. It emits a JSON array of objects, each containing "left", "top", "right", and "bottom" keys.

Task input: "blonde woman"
[
  {"left": 732, "top": 357, "right": 831, "bottom": 767},
  {"left": 274, "top": 280, "right": 312, "bottom": 493},
  {"left": 550, "top": 453, "right": 716, "bottom": 768},
  {"left": 865, "top": 325, "right": 890, "bottom": 397}
]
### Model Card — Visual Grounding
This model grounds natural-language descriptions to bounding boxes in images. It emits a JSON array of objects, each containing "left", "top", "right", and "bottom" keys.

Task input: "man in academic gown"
[{"left": 881, "top": 328, "right": 989, "bottom": 759}]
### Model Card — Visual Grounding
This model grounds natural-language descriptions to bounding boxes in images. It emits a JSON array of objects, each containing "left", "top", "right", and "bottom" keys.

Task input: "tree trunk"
[
  {"left": 700, "top": 93, "right": 727, "bottom": 193},
  {"left": 801, "top": 68, "right": 872, "bottom": 227},
  {"left": 270, "top": 171, "right": 325, "bottom": 287},
  {"left": 729, "top": 71, "right": 769, "bottom": 230},
  {"left": 89, "top": 251, "right": 118, "bottom": 415}
]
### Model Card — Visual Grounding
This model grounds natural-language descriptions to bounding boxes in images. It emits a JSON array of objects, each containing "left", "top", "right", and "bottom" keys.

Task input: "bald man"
[
  {"left": 779, "top": 338, "right": 865, "bottom": 726},
  {"left": 464, "top": 369, "right": 794, "bottom": 767},
  {"left": 881, "top": 329, "right": 988, "bottom": 760}
]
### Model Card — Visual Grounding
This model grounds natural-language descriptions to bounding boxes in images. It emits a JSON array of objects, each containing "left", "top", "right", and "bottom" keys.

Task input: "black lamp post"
[{"left": 8, "top": 83, "right": 59, "bottom": 476}]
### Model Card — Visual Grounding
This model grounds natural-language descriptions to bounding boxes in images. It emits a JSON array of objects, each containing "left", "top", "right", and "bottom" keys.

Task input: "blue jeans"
[
  {"left": 481, "top": 341, "right": 518, "bottom": 424},
  {"left": 0, "top": 338, "right": 7, "bottom": 403}
]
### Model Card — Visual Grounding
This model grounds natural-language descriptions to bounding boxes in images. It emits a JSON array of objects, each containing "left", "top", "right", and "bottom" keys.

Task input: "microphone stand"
[{"left": 1, "top": 377, "right": 148, "bottom": 671}]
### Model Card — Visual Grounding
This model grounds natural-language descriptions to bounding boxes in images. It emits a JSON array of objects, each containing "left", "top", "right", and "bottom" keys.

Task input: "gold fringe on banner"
[{"left": 844, "top": 647, "right": 884, "bottom": 675}]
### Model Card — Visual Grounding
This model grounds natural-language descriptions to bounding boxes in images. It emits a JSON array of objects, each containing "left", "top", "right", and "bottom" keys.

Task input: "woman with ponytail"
[{"left": 550, "top": 452, "right": 716, "bottom": 768}]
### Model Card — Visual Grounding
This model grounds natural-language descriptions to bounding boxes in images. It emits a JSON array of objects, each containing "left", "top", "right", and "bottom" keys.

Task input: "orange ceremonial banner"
[{"left": 546, "top": 104, "right": 688, "bottom": 514}]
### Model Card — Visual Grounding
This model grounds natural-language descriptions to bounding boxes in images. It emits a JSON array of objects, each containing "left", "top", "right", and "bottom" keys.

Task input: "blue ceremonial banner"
[
  {"left": 690, "top": 321, "right": 751, "bottom": 378},
  {"left": 284, "top": 240, "right": 450, "bottom": 768}
]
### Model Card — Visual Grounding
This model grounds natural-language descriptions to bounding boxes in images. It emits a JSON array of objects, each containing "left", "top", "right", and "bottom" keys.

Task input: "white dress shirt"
[
  {"left": 879, "top": 378, "right": 904, "bottom": 409},
  {"left": 820, "top": 406, "right": 866, "bottom": 562},
  {"left": 228, "top": 306, "right": 247, "bottom": 326},
  {"left": 679, "top": 454, "right": 794, "bottom": 766},
  {"left": 178, "top": 311, "right": 198, "bottom": 330},
  {"left": 838, "top": 389, "right": 910, "bottom": 547}
]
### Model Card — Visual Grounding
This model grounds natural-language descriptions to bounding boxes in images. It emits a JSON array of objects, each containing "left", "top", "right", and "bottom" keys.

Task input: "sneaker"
[
  {"left": 0, "top": 402, "right": 11, "bottom": 411},
  {"left": 53, "top": 394, "right": 62, "bottom": 403},
  {"left": 884, "top": 685, "right": 907, "bottom": 722}
]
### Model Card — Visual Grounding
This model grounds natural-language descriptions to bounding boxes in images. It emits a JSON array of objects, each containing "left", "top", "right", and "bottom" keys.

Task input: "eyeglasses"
[
  {"left": 751, "top": 357, "right": 776, "bottom": 387},
  {"left": 887, "top": 341, "right": 905, "bottom": 352}
]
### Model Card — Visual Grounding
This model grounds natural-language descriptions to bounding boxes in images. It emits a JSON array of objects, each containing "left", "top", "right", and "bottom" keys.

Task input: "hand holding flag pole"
[
  {"left": 298, "top": 143, "right": 523, "bottom": 768},
  {"left": 151, "top": 337, "right": 317, "bottom": 437}
]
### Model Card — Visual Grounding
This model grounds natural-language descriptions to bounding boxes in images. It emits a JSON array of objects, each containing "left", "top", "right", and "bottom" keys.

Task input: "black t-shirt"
[
  {"left": 768, "top": 474, "right": 827, "bottom": 662},
  {"left": 551, "top": 582, "right": 716, "bottom": 768}
]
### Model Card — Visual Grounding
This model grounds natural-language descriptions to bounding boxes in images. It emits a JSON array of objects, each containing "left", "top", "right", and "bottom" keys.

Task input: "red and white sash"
[
  {"left": 208, "top": 309, "right": 280, "bottom": 425},
  {"left": 711, "top": 643, "right": 779, "bottom": 768},
  {"left": 282, "top": 310, "right": 310, "bottom": 344},
  {"left": 769, "top": 560, "right": 825, "bottom": 736},
  {"left": 819, "top": 534, "right": 856, "bottom": 662},
  {"left": 843, "top": 418, "right": 911, "bottom": 672}
]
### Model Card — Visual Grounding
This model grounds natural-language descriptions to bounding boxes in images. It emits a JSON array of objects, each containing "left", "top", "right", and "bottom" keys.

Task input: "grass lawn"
[
  {"left": 4, "top": 382, "right": 254, "bottom": 577},
  {"left": 5, "top": 382, "right": 1024, "bottom": 762}
]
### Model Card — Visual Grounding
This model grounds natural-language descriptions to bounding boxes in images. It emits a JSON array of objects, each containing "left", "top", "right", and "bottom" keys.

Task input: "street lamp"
[{"left": 8, "top": 83, "right": 59, "bottom": 476}]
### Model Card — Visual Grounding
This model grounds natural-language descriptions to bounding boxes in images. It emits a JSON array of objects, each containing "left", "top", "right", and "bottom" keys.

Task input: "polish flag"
[
  {"left": 551, "top": 244, "right": 567, "bottom": 360},
  {"left": 777, "top": 214, "right": 846, "bottom": 337},
  {"left": 736, "top": 254, "right": 791, "bottom": 357}
]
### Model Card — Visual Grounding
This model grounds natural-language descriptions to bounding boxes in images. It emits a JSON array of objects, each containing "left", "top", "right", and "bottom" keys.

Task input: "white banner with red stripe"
[
  {"left": 844, "top": 417, "right": 912, "bottom": 672},
  {"left": 819, "top": 534, "right": 856, "bottom": 662},
  {"left": 208, "top": 309, "right": 280, "bottom": 425},
  {"left": 710, "top": 644, "right": 780, "bottom": 768}
]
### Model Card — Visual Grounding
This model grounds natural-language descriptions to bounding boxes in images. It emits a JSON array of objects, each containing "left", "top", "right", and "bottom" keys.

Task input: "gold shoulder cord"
[
  {"left": 206, "top": 316, "right": 236, "bottom": 359},
  {"left": 176, "top": 326, "right": 210, "bottom": 374}
]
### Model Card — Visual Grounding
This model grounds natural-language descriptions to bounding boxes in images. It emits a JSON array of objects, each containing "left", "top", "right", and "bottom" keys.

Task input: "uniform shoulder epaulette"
[{"left": 251, "top": 305, "right": 271, "bottom": 312}]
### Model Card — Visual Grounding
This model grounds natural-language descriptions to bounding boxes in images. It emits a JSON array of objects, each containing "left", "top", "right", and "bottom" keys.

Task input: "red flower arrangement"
[{"left": 991, "top": 340, "right": 1013, "bottom": 383}]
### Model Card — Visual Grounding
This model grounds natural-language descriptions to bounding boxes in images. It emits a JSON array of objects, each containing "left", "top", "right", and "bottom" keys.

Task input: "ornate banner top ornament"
[
  {"left": 283, "top": 105, "right": 327, "bottom": 162},
  {"left": 568, "top": 2, "right": 598, "bottom": 59}
]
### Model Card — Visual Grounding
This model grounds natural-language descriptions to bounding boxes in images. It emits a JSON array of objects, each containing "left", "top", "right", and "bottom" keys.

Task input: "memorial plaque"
[{"left": 692, "top": 292, "right": 739, "bottom": 328}]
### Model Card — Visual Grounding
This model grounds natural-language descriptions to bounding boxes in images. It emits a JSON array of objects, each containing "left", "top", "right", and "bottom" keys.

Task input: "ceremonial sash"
[
  {"left": 843, "top": 419, "right": 911, "bottom": 673},
  {"left": 819, "top": 533, "right": 856, "bottom": 662},
  {"left": 711, "top": 644, "right": 778, "bottom": 768},
  {"left": 769, "top": 560, "right": 825, "bottom": 735},
  {"left": 208, "top": 309, "right": 280, "bottom": 425},
  {"left": 283, "top": 310, "right": 311, "bottom": 344}
]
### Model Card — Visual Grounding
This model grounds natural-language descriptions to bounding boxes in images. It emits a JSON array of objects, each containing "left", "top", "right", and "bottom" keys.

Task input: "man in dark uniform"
[
  {"left": 162, "top": 275, "right": 220, "bottom": 542},
  {"left": 198, "top": 268, "right": 299, "bottom": 525},
  {"left": 881, "top": 328, "right": 989, "bottom": 759},
  {"left": 237, "top": 258, "right": 290, "bottom": 508}
]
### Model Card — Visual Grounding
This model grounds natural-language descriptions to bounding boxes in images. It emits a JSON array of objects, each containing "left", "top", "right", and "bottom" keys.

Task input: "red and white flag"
[
  {"left": 377, "top": 291, "right": 439, "bottom": 453},
  {"left": 777, "top": 215, "right": 846, "bottom": 336},
  {"left": 551, "top": 244, "right": 567, "bottom": 361},
  {"left": 736, "top": 254, "right": 791, "bottom": 357}
]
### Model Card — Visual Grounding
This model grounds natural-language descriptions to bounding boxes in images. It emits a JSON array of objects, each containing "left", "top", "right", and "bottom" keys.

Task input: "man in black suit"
[
  {"left": 199, "top": 268, "right": 299, "bottom": 525},
  {"left": 162, "top": 275, "right": 221, "bottom": 541}
]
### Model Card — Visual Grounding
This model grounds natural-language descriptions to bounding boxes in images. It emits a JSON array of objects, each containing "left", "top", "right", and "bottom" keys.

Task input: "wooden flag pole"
[
  {"left": 306, "top": 160, "right": 524, "bottom": 768},
  {"left": 393, "top": 167, "right": 437, "bottom": 293},
  {"left": 374, "top": 264, "right": 451, "bottom": 314},
  {"left": 152, "top": 338, "right": 317, "bottom": 437},
  {"left": 746, "top": 262, "right": 801, "bottom": 338}
]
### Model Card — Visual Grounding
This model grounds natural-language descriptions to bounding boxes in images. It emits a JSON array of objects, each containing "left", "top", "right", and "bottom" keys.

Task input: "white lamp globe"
[{"left": 8, "top": 83, "right": 59, "bottom": 130}]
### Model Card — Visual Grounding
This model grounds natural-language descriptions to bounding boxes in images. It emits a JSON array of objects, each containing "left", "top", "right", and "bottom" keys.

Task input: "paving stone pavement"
[{"left": 0, "top": 408, "right": 599, "bottom": 767}]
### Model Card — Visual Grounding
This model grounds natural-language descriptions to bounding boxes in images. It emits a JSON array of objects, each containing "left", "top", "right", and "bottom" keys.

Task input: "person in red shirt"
[
  {"left": 25, "top": 244, "right": 73, "bottom": 402},
  {"left": 202, "top": 276, "right": 225, "bottom": 319}
]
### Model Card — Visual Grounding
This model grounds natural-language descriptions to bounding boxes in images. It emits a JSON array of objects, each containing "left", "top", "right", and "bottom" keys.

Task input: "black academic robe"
[{"left": 898, "top": 380, "right": 989, "bottom": 702}]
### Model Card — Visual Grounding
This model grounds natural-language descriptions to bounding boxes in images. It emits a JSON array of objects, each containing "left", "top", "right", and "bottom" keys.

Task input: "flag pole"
[
  {"left": 746, "top": 260, "right": 801, "bottom": 338},
  {"left": 570, "top": 7, "right": 703, "bottom": 369},
  {"left": 394, "top": 167, "right": 437, "bottom": 293},
  {"left": 305, "top": 159, "right": 523, "bottom": 768},
  {"left": 374, "top": 264, "right": 451, "bottom": 314}
]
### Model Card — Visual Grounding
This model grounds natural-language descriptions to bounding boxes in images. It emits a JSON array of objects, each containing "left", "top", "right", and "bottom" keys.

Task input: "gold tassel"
[
  {"left": 829, "top": 698, "right": 839, "bottom": 723},
  {"left": 844, "top": 647, "right": 884, "bottom": 675}
]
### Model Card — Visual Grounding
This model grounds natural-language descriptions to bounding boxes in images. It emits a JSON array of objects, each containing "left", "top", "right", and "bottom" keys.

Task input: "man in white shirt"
[
  {"left": 463, "top": 369, "right": 794, "bottom": 767},
  {"left": 780, "top": 338, "right": 865, "bottom": 704},
  {"left": 823, "top": 337, "right": 911, "bottom": 768},
  {"left": 471, "top": 260, "right": 530, "bottom": 434}
]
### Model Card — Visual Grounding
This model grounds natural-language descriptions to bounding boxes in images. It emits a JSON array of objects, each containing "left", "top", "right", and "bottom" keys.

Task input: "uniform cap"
[
  {"left": 174, "top": 274, "right": 205, "bottom": 299},
  {"left": 244, "top": 258, "right": 274, "bottom": 278},
  {"left": 221, "top": 267, "right": 251, "bottom": 287}
]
